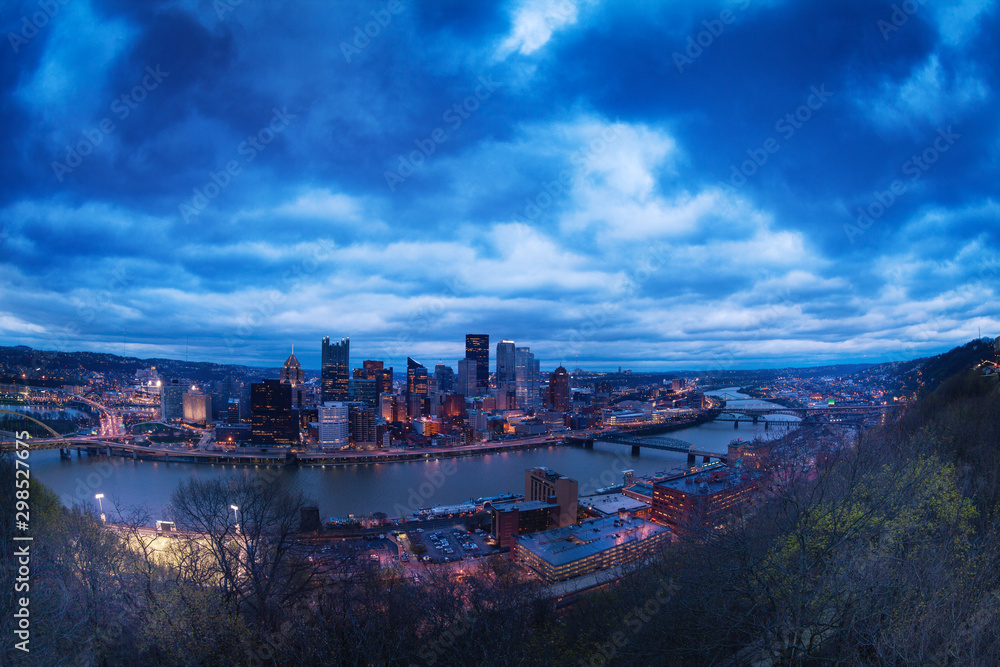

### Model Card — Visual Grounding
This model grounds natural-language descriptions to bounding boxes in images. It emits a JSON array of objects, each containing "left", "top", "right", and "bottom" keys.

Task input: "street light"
[
  {"left": 95, "top": 493, "right": 105, "bottom": 522},
  {"left": 231, "top": 504, "right": 240, "bottom": 532}
]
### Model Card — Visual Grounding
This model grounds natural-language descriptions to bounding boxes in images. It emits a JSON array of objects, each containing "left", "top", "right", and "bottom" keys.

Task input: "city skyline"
[
  {"left": 2, "top": 1, "right": 998, "bottom": 371},
  {"left": 2, "top": 329, "right": 983, "bottom": 376}
]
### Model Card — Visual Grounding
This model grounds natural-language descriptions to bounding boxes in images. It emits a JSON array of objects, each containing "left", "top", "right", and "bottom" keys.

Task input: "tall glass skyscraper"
[
  {"left": 406, "top": 357, "right": 427, "bottom": 395},
  {"left": 250, "top": 379, "right": 298, "bottom": 445},
  {"left": 496, "top": 339, "right": 517, "bottom": 408},
  {"left": 321, "top": 336, "right": 349, "bottom": 402},
  {"left": 515, "top": 346, "right": 540, "bottom": 412},
  {"left": 434, "top": 363, "right": 455, "bottom": 392},
  {"left": 457, "top": 358, "right": 476, "bottom": 397},
  {"left": 465, "top": 334, "right": 489, "bottom": 395},
  {"left": 496, "top": 339, "right": 516, "bottom": 383}
]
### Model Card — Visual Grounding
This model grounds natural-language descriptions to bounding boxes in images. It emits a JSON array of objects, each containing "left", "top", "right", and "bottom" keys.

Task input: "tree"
[{"left": 169, "top": 473, "right": 320, "bottom": 626}]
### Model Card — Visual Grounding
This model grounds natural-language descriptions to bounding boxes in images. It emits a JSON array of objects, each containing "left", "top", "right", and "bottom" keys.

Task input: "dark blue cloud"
[{"left": 0, "top": 0, "right": 997, "bottom": 370}]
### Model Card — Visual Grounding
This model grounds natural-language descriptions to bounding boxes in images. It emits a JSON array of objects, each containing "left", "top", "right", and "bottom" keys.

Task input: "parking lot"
[
  {"left": 396, "top": 526, "right": 497, "bottom": 565},
  {"left": 301, "top": 535, "right": 399, "bottom": 568}
]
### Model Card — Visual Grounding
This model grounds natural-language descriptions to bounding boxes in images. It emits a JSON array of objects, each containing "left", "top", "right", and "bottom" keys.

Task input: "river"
[{"left": 31, "top": 388, "right": 797, "bottom": 521}]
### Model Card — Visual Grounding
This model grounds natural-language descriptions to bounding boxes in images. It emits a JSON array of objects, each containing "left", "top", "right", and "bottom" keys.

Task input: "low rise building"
[
  {"left": 489, "top": 500, "right": 558, "bottom": 548},
  {"left": 623, "top": 480, "right": 655, "bottom": 504},
  {"left": 513, "top": 515, "right": 670, "bottom": 583},
  {"left": 525, "top": 467, "right": 578, "bottom": 527},
  {"left": 215, "top": 423, "right": 250, "bottom": 444},
  {"left": 579, "top": 492, "right": 651, "bottom": 519},
  {"left": 651, "top": 462, "right": 758, "bottom": 533}
]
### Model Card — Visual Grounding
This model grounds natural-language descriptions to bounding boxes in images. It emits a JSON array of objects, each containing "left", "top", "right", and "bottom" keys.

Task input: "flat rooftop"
[
  {"left": 654, "top": 464, "right": 754, "bottom": 495},
  {"left": 529, "top": 466, "right": 571, "bottom": 482},
  {"left": 489, "top": 500, "right": 554, "bottom": 513},
  {"left": 625, "top": 481, "right": 654, "bottom": 496},
  {"left": 515, "top": 515, "right": 669, "bottom": 567},
  {"left": 579, "top": 493, "right": 650, "bottom": 516}
]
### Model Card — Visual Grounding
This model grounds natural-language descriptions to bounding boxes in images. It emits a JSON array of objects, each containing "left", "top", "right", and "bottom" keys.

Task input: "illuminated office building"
[
  {"left": 548, "top": 366, "right": 570, "bottom": 412},
  {"left": 407, "top": 357, "right": 427, "bottom": 395},
  {"left": 250, "top": 379, "right": 298, "bottom": 445},
  {"left": 317, "top": 402, "right": 348, "bottom": 449},
  {"left": 515, "top": 347, "right": 540, "bottom": 412},
  {"left": 321, "top": 336, "right": 349, "bottom": 402},
  {"left": 465, "top": 334, "right": 489, "bottom": 395}
]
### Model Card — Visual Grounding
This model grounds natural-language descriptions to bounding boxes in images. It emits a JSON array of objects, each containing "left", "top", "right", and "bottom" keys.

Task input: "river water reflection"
[{"left": 32, "top": 388, "right": 796, "bottom": 520}]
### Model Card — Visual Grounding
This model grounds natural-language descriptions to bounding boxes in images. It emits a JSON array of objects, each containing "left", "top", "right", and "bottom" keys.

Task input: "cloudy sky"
[{"left": 1, "top": 0, "right": 998, "bottom": 372}]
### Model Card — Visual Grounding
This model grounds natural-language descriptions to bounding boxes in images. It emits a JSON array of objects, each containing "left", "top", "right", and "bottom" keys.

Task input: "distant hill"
[
  {"left": 848, "top": 338, "right": 998, "bottom": 398},
  {"left": 0, "top": 345, "right": 282, "bottom": 385}
]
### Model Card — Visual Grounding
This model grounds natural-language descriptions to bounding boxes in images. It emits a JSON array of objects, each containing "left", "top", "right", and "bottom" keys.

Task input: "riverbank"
[
  {"left": 65, "top": 410, "right": 725, "bottom": 469},
  {"left": 736, "top": 386, "right": 804, "bottom": 409},
  {"left": 626, "top": 409, "right": 720, "bottom": 436},
  {"left": 67, "top": 435, "right": 562, "bottom": 468}
]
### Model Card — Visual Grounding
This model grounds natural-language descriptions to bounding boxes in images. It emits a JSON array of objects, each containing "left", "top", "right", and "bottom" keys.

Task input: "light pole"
[
  {"left": 231, "top": 504, "right": 240, "bottom": 533},
  {"left": 95, "top": 493, "right": 105, "bottom": 522}
]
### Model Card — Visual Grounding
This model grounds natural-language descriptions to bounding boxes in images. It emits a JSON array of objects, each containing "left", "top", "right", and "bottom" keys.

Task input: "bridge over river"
[
  {"left": 566, "top": 402, "right": 902, "bottom": 462},
  {"left": 712, "top": 403, "right": 901, "bottom": 428},
  {"left": 565, "top": 433, "right": 726, "bottom": 466}
]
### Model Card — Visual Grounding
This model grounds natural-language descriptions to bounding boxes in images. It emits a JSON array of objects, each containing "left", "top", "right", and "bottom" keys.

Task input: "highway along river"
[{"left": 31, "top": 388, "right": 798, "bottom": 522}]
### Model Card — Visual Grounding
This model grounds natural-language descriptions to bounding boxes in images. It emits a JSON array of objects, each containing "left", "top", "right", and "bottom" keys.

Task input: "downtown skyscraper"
[
  {"left": 406, "top": 357, "right": 428, "bottom": 421},
  {"left": 321, "top": 336, "right": 349, "bottom": 402},
  {"left": 496, "top": 339, "right": 517, "bottom": 409},
  {"left": 456, "top": 357, "right": 476, "bottom": 397},
  {"left": 515, "top": 346, "right": 540, "bottom": 412},
  {"left": 406, "top": 357, "right": 428, "bottom": 396},
  {"left": 465, "top": 334, "right": 489, "bottom": 396}
]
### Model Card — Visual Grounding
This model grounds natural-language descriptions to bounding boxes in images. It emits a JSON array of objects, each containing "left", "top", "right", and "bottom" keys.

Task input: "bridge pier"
[
  {"left": 703, "top": 455, "right": 713, "bottom": 465},
  {"left": 631, "top": 445, "right": 640, "bottom": 457},
  {"left": 584, "top": 439, "right": 594, "bottom": 449},
  {"left": 764, "top": 420, "right": 769, "bottom": 431},
  {"left": 734, "top": 420, "right": 739, "bottom": 429},
  {"left": 60, "top": 448, "right": 71, "bottom": 460},
  {"left": 752, "top": 415, "right": 759, "bottom": 425},
  {"left": 688, "top": 453, "right": 696, "bottom": 466}
]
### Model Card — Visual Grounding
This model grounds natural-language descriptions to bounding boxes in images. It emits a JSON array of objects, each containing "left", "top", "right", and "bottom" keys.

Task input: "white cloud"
[
  {"left": 0, "top": 314, "right": 47, "bottom": 336},
  {"left": 929, "top": 0, "right": 997, "bottom": 46},
  {"left": 496, "top": 0, "right": 591, "bottom": 57},
  {"left": 270, "top": 189, "right": 361, "bottom": 220},
  {"left": 859, "top": 53, "right": 989, "bottom": 132},
  {"left": 15, "top": 0, "right": 137, "bottom": 133}
]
